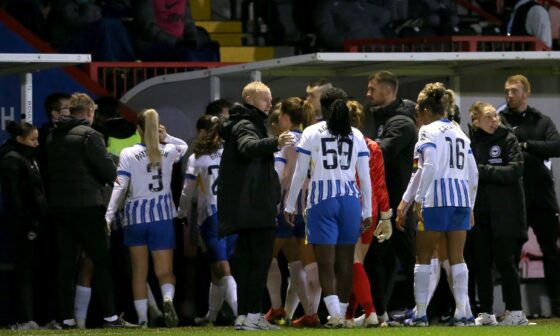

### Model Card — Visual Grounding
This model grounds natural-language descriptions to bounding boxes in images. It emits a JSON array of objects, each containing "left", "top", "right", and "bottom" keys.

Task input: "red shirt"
[{"left": 153, "top": 0, "right": 186, "bottom": 38}]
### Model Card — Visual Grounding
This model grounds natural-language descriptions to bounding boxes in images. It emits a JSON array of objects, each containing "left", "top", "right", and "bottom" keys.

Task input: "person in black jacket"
[
  {"left": 0, "top": 121, "right": 45, "bottom": 330},
  {"left": 217, "top": 81, "right": 294, "bottom": 330},
  {"left": 46, "top": 92, "right": 136, "bottom": 329},
  {"left": 499, "top": 74, "right": 560, "bottom": 317},
  {"left": 363, "top": 70, "right": 417, "bottom": 321},
  {"left": 469, "top": 101, "right": 529, "bottom": 326}
]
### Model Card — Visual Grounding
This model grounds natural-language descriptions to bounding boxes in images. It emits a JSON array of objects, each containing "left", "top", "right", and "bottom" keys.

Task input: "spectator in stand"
[
  {"left": 313, "top": 0, "right": 390, "bottom": 51},
  {"left": 412, "top": 0, "right": 460, "bottom": 35},
  {"left": 506, "top": 0, "right": 552, "bottom": 48},
  {"left": 499, "top": 74, "right": 560, "bottom": 316},
  {"left": 47, "top": 0, "right": 136, "bottom": 61},
  {"left": 0, "top": 121, "right": 45, "bottom": 330},
  {"left": 363, "top": 71, "right": 417, "bottom": 323},
  {"left": 205, "top": 98, "right": 233, "bottom": 122},
  {"left": 468, "top": 101, "right": 529, "bottom": 326},
  {"left": 131, "top": 0, "right": 209, "bottom": 61}
]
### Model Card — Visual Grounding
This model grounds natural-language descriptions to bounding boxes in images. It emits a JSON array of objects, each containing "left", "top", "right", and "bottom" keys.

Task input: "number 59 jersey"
[
  {"left": 115, "top": 143, "right": 183, "bottom": 225},
  {"left": 296, "top": 121, "right": 370, "bottom": 208},
  {"left": 415, "top": 119, "right": 477, "bottom": 208}
]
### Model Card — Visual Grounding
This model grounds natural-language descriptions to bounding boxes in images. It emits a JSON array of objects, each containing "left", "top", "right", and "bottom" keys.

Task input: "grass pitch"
[{"left": 1, "top": 319, "right": 560, "bottom": 336}]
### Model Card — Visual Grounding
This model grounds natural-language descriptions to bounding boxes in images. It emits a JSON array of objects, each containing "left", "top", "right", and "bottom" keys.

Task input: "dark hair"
[
  {"left": 368, "top": 71, "right": 398, "bottom": 92},
  {"left": 327, "top": 99, "right": 351, "bottom": 138},
  {"left": 280, "top": 97, "right": 315, "bottom": 129},
  {"left": 44, "top": 92, "right": 71, "bottom": 120},
  {"left": 205, "top": 99, "right": 232, "bottom": 116},
  {"left": 6, "top": 121, "right": 36, "bottom": 139},
  {"left": 193, "top": 115, "right": 221, "bottom": 157},
  {"left": 307, "top": 78, "right": 331, "bottom": 88},
  {"left": 320, "top": 87, "right": 348, "bottom": 119},
  {"left": 418, "top": 82, "right": 447, "bottom": 117},
  {"left": 95, "top": 96, "right": 121, "bottom": 121}
]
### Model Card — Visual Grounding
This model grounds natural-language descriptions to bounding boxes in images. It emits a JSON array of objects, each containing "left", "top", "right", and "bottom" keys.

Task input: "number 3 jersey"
[
  {"left": 105, "top": 139, "right": 187, "bottom": 225},
  {"left": 415, "top": 118, "right": 478, "bottom": 208},
  {"left": 285, "top": 121, "right": 372, "bottom": 218},
  {"left": 178, "top": 148, "right": 222, "bottom": 226}
]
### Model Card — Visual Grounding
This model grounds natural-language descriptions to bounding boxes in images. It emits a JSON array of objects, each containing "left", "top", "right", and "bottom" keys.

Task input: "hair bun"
[{"left": 210, "top": 116, "right": 220, "bottom": 123}]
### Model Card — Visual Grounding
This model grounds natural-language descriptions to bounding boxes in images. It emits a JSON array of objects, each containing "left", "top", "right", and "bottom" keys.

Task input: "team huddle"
[{"left": 2, "top": 72, "right": 559, "bottom": 330}]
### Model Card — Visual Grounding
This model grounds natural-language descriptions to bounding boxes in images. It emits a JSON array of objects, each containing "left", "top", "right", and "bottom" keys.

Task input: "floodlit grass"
[{"left": 1, "top": 319, "right": 560, "bottom": 336}]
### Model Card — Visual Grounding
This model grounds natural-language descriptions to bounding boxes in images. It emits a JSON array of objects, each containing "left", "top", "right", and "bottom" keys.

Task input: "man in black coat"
[
  {"left": 363, "top": 71, "right": 417, "bottom": 321},
  {"left": 218, "top": 82, "right": 293, "bottom": 330},
  {"left": 47, "top": 93, "right": 136, "bottom": 328},
  {"left": 499, "top": 74, "right": 560, "bottom": 316}
]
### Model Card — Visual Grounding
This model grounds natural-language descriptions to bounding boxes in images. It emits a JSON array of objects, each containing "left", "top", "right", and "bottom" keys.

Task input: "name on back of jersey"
[{"left": 134, "top": 149, "right": 170, "bottom": 161}]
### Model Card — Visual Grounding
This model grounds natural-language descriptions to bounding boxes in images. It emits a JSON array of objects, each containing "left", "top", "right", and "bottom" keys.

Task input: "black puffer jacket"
[
  {"left": 46, "top": 115, "right": 116, "bottom": 208},
  {"left": 217, "top": 103, "right": 280, "bottom": 236},
  {"left": 364, "top": 98, "right": 417, "bottom": 229},
  {"left": 470, "top": 125, "right": 527, "bottom": 239},
  {"left": 0, "top": 140, "right": 47, "bottom": 236},
  {"left": 500, "top": 106, "right": 560, "bottom": 210}
]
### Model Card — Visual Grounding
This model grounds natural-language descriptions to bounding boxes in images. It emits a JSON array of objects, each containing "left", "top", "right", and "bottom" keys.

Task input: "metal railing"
[
  {"left": 86, "top": 61, "right": 234, "bottom": 97},
  {"left": 344, "top": 35, "right": 550, "bottom": 53}
]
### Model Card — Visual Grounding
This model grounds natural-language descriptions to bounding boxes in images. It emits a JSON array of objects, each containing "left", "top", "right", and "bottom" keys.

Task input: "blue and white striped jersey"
[
  {"left": 415, "top": 119, "right": 478, "bottom": 208},
  {"left": 178, "top": 148, "right": 222, "bottom": 225},
  {"left": 105, "top": 135, "right": 188, "bottom": 225},
  {"left": 285, "top": 121, "right": 373, "bottom": 218},
  {"left": 275, "top": 130, "right": 308, "bottom": 216}
]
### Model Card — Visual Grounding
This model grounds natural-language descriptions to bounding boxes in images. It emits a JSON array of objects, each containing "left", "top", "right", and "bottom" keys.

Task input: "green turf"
[{"left": 1, "top": 319, "right": 560, "bottom": 336}]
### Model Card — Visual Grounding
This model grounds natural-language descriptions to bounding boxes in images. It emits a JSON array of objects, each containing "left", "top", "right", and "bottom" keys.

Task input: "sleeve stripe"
[
  {"left": 296, "top": 147, "right": 311, "bottom": 155},
  {"left": 274, "top": 157, "right": 287, "bottom": 163},
  {"left": 117, "top": 170, "right": 131, "bottom": 177},
  {"left": 417, "top": 142, "right": 436, "bottom": 153},
  {"left": 358, "top": 151, "right": 370, "bottom": 157},
  {"left": 185, "top": 173, "right": 197, "bottom": 180}
]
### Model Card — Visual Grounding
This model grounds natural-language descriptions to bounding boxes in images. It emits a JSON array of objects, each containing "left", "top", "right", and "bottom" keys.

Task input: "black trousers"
[
  {"left": 365, "top": 227, "right": 416, "bottom": 314},
  {"left": 470, "top": 224, "right": 522, "bottom": 312},
  {"left": 14, "top": 228, "right": 37, "bottom": 323},
  {"left": 231, "top": 228, "right": 275, "bottom": 315},
  {"left": 527, "top": 207, "right": 560, "bottom": 310},
  {"left": 53, "top": 206, "right": 116, "bottom": 320}
]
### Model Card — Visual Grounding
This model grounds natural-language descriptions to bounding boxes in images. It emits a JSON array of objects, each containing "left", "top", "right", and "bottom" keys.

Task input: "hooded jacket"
[
  {"left": 217, "top": 103, "right": 280, "bottom": 236},
  {"left": 364, "top": 98, "right": 417, "bottom": 229},
  {"left": 0, "top": 140, "right": 46, "bottom": 236},
  {"left": 470, "top": 125, "right": 527, "bottom": 239},
  {"left": 46, "top": 115, "right": 116, "bottom": 208},
  {"left": 500, "top": 106, "right": 560, "bottom": 211}
]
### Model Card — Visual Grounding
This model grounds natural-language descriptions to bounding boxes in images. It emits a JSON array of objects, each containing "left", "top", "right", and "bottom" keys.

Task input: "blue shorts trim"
[
  {"left": 200, "top": 213, "right": 238, "bottom": 262},
  {"left": 123, "top": 219, "right": 176, "bottom": 250},
  {"left": 276, "top": 214, "right": 306, "bottom": 239},
  {"left": 306, "top": 196, "right": 361, "bottom": 244},
  {"left": 421, "top": 207, "right": 471, "bottom": 231}
]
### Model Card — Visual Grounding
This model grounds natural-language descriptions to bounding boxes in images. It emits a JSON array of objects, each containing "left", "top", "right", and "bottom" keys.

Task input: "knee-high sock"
[
  {"left": 286, "top": 261, "right": 310, "bottom": 317},
  {"left": 414, "top": 264, "right": 431, "bottom": 318},
  {"left": 266, "top": 258, "right": 282, "bottom": 309},
  {"left": 323, "top": 295, "right": 341, "bottom": 319},
  {"left": 352, "top": 263, "right": 375, "bottom": 316},
  {"left": 451, "top": 263, "right": 469, "bottom": 319},
  {"left": 347, "top": 291, "right": 359, "bottom": 319},
  {"left": 427, "top": 258, "right": 441, "bottom": 305},
  {"left": 220, "top": 275, "right": 238, "bottom": 316},
  {"left": 74, "top": 285, "right": 91, "bottom": 324},
  {"left": 304, "top": 262, "right": 321, "bottom": 314},
  {"left": 161, "top": 283, "right": 175, "bottom": 301},
  {"left": 208, "top": 282, "right": 224, "bottom": 321},
  {"left": 133, "top": 299, "right": 148, "bottom": 324}
]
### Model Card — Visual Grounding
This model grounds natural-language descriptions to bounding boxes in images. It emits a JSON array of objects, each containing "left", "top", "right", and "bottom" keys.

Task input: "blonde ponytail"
[{"left": 138, "top": 109, "right": 162, "bottom": 166}]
